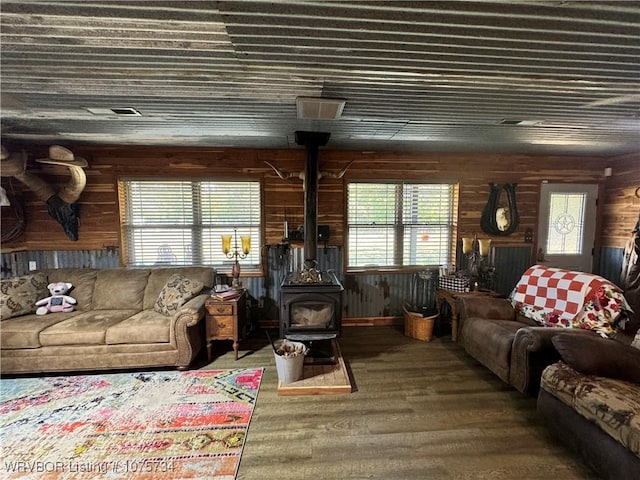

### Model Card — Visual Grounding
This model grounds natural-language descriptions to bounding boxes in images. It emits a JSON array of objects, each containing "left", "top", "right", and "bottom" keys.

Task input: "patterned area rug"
[{"left": 0, "top": 368, "right": 263, "bottom": 479}]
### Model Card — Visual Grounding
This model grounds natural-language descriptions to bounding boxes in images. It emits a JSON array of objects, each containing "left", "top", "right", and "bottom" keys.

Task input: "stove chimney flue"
[{"left": 295, "top": 131, "right": 330, "bottom": 263}]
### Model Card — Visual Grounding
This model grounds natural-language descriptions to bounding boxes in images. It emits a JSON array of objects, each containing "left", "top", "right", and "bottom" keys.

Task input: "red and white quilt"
[{"left": 510, "top": 264, "right": 632, "bottom": 337}]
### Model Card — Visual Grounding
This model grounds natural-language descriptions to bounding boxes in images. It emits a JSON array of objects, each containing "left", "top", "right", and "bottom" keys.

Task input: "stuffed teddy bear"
[{"left": 35, "top": 282, "right": 77, "bottom": 315}]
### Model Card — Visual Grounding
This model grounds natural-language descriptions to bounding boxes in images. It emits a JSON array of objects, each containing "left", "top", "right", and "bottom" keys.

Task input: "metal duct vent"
[
  {"left": 296, "top": 97, "right": 346, "bottom": 120},
  {"left": 86, "top": 107, "right": 141, "bottom": 116},
  {"left": 499, "top": 119, "right": 539, "bottom": 126}
]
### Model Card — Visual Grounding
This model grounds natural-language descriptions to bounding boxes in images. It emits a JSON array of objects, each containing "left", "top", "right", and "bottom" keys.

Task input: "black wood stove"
[
  {"left": 278, "top": 131, "right": 344, "bottom": 359},
  {"left": 280, "top": 263, "right": 344, "bottom": 341}
]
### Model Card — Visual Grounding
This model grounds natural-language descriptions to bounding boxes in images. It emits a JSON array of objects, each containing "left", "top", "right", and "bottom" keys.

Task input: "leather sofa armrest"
[
  {"left": 510, "top": 327, "right": 596, "bottom": 394},
  {"left": 172, "top": 293, "right": 208, "bottom": 368}
]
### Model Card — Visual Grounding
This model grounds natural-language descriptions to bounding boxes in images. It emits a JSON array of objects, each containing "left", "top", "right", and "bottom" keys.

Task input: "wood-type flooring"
[{"left": 201, "top": 326, "right": 600, "bottom": 480}]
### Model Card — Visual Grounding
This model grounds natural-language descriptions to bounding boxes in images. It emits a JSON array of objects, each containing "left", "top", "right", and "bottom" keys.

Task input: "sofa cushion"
[
  {"left": 0, "top": 313, "right": 78, "bottom": 349},
  {"left": 552, "top": 334, "right": 640, "bottom": 384},
  {"left": 541, "top": 362, "right": 584, "bottom": 406},
  {"left": 105, "top": 310, "right": 171, "bottom": 344},
  {"left": 0, "top": 273, "right": 48, "bottom": 319},
  {"left": 542, "top": 362, "right": 640, "bottom": 458},
  {"left": 153, "top": 273, "right": 204, "bottom": 316},
  {"left": 571, "top": 376, "right": 640, "bottom": 457},
  {"left": 515, "top": 313, "right": 538, "bottom": 326},
  {"left": 92, "top": 269, "right": 150, "bottom": 310},
  {"left": 39, "top": 310, "right": 140, "bottom": 346},
  {"left": 45, "top": 268, "right": 98, "bottom": 311},
  {"left": 143, "top": 267, "right": 214, "bottom": 310}
]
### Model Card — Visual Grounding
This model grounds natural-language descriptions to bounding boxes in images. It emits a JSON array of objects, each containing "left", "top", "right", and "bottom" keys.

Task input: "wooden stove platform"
[{"left": 277, "top": 340, "right": 352, "bottom": 396}]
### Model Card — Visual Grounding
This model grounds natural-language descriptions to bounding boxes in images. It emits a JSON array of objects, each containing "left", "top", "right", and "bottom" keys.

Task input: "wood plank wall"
[
  {"left": 2, "top": 145, "right": 637, "bottom": 267},
  {"left": 600, "top": 153, "right": 640, "bottom": 248}
]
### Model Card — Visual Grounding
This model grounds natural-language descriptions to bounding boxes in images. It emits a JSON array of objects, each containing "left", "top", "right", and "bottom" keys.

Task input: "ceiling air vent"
[
  {"left": 296, "top": 97, "right": 346, "bottom": 120},
  {"left": 86, "top": 107, "right": 142, "bottom": 116},
  {"left": 499, "top": 119, "right": 539, "bottom": 126}
]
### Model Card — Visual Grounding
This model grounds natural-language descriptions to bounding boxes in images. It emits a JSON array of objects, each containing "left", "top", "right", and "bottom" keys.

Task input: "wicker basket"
[{"left": 403, "top": 303, "right": 437, "bottom": 342}]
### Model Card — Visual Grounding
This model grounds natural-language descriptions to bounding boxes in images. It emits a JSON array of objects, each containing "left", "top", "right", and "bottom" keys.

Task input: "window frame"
[
  {"left": 118, "top": 176, "right": 264, "bottom": 273},
  {"left": 346, "top": 180, "right": 458, "bottom": 272}
]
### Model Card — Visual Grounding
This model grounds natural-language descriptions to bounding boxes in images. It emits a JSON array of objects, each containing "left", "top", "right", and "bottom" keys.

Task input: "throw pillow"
[
  {"left": 154, "top": 273, "right": 204, "bottom": 316},
  {"left": 0, "top": 272, "right": 49, "bottom": 319},
  {"left": 551, "top": 334, "right": 640, "bottom": 384}
]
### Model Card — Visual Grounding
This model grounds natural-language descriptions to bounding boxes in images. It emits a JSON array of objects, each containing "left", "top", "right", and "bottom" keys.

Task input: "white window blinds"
[
  {"left": 119, "top": 179, "right": 261, "bottom": 267},
  {"left": 347, "top": 182, "right": 456, "bottom": 268}
]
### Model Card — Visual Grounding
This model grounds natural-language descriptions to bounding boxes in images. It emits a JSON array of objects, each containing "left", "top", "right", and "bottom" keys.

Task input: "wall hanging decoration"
[
  {"left": 0, "top": 145, "right": 87, "bottom": 241},
  {"left": 481, "top": 183, "right": 520, "bottom": 236},
  {"left": 0, "top": 180, "right": 26, "bottom": 243}
]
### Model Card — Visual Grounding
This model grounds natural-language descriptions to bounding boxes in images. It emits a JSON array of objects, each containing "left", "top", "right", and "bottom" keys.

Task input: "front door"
[{"left": 537, "top": 183, "right": 599, "bottom": 272}]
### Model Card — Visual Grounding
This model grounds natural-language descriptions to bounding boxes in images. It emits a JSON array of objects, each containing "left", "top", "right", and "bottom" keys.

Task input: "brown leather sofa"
[
  {"left": 538, "top": 333, "right": 640, "bottom": 480},
  {"left": 535, "top": 217, "right": 640, "bottom": 480},
  {"left": 1, "top": 266, "right": 215, "bottom": 374},
  {"left": 457, "top": 292, "right": 640, "bottom": 480},
  {"left": 457, "top": 295, "right": 597, "bottom": 395}
]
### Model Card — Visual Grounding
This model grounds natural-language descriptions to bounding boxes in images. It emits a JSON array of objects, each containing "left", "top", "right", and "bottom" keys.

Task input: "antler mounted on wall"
[
  {"left": 264, "top": 161, "right": 305, "bottom": 181},
  {"left": 264, "top": 160, "right": 353, "bottom": 187},
  {"left": 1, "top": 145, "right": 88, "bottom": 241}
]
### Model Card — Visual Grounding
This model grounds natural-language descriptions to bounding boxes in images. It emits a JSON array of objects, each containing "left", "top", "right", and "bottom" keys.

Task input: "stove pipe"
[{"left": 295, "top": 131, "right": 330, "bottom": 263}]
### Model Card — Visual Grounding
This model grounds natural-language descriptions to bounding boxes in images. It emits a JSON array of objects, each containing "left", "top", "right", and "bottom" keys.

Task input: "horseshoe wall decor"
[{"left": 480, "top": 183, "right": 520, "bottom": 236}]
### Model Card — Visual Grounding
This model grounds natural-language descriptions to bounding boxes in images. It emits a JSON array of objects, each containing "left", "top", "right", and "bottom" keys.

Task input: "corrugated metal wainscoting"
[
  {"left": 1, "top": 249, "right": 120, "bottom": 279},
  {"left": 491, "top": 246, "right": 534, "bottom": 296},
  {"left": 3, "top": 244, "right": 539, "bottom": 320},
  {"left": 599, "top": 247, "right": 624, "bottom": 286}
]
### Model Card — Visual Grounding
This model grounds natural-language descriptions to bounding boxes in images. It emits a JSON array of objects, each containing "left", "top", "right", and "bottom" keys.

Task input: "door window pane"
[{"left": 546, "top": 193, "right": 586, "bottom": 254}]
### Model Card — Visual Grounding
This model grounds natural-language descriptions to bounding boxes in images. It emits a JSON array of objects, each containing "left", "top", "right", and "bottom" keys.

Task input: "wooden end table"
[
  {"left": 435, "top": 288, "right": 500, "bottom": 342},
  {"left": 204, "top": 290, "right": 247, "bottom": 361}
]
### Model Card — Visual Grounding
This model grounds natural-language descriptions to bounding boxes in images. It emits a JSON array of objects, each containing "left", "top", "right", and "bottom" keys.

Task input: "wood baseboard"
[
  {"left": 342, "top": 316, "right": 403, "bottom": 327},
  {"left": 257, "top": 317, "right": 403, "bottom": 329}
]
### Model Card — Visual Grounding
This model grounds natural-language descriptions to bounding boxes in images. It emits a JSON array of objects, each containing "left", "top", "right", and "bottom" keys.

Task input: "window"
[
  {"left": 347, "top": 182, "right": 456, "bottom": 268},
  {"left": 119, "top": 179, "right": 261, "bottom": 268}
]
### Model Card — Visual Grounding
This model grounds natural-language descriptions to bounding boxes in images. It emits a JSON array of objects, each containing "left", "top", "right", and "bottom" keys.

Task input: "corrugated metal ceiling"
[{"left": 1, "top": 0, "right": 639, "bottom": 155}]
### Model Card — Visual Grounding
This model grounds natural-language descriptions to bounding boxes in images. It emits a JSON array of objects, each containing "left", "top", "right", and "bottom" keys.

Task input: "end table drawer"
[
  {"left": 206, "top": 303, "right": 234, "bottom": 315},
  {"left": 204, "top": 289, "right": 247, "bottom": 362},
  {"left": 208, "top": 316, "right": 234, "bottom": 336}
]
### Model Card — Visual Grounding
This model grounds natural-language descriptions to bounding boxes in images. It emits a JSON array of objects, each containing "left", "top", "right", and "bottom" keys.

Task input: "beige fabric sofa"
[{"left": 1, "top": 267, "right": 215, "bottom": 374}]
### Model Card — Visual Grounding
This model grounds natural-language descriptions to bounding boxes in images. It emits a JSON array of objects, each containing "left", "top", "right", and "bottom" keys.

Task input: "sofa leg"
[{"left": 176, "top": 366, "right": 189, "bottom": 371}]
